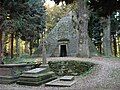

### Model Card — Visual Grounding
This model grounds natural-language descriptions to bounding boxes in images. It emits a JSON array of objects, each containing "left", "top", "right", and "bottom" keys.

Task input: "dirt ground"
[{"left": 0, "top": 57, "right": 120, "bottom": 90}]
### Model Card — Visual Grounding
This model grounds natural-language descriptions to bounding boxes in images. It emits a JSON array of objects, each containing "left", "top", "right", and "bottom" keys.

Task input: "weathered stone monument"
[
  {"left": 45, "top": 12, "right": 78, "bottom": 57},
  {"left": 45, "top": 76, "right": 77, "bottom": 87},
  {"left": 0, "top": 64, "right": 35, "bottom": 84},
  {"left": 17, "top": 66, "right": 56, "bottom": 86},
  {"left": 36, "top": 12, "right": 98, "bottom": 57}
]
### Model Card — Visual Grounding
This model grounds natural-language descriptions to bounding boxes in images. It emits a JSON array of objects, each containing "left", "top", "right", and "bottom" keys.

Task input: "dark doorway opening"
[{"left": 60, "top": 45, "right": 67, "bottom": 57}]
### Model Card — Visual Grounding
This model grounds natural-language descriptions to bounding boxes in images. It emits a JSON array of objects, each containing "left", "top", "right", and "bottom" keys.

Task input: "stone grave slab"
[
  {"left": 45, "top": 76, "right": 77, "bottom": 87},
  {"left": 60, "top": 76, "right": 74, "bottom": 81},
  {"left": 24, "top": 68, "right": 47, "bottom": 74},
  {"left": 17, "top": 67, "right": 57, "bottom": 86},
  {"left": 17, "top": 71, "right": 56, "bottom": 86},
  {"left": 0, "top": 64, "right": 35, "bottom": 84}
]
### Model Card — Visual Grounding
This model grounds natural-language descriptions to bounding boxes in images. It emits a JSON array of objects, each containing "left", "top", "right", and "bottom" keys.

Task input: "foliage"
[
  {"left": 16, "top": 54, "right": 37, "bottom": 64},
  {"left": 51, "top": 0, "right": 120, "bottom": 17},
  {"left": 2, "top": 53, "right": 37, "bottom": 64},
  {"left": 51, "top": 0, "right": 75, "bottom": 4},
  {"left": 1, "top": 0, "right": 30, "bottom": 37},
  {"left": 17, "top": 1, "right": 46, "bottom": 42},
  {"left": 46, "top": 3, "right": 77, "bottom": 32},
  {"left": 3, "top": 56, "right": 18, "bottom": 64},
  {"left": 0, "top": 0, "right": 46, "bottom": 57},
  {"left": 88, "top": 13, "right": 103, "bottom": 52},
  {"left": 48, "top": 61, "right": 95, "bottom": 76},
  {"left": 1, "top": 0, "right": 29, "bottom": 19},
  {"left": 111, "top": 12, "right": 120, "bottom": 35},
  {"left": 1, "top": 0, "right": 46, "bottom": 42},
  {"left": 87, "top": 0, "right": 120, "bottom": 17}
]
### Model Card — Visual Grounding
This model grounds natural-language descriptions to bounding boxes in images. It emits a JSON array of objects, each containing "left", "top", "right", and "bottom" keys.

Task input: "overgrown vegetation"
[
  {"left": 0, "top": 0, "right": 120, "bottom": 64},
  {"left": 48, "top": 61, "right": 95, "bottom": 76},
  {"left": 3, "top": 54, "right": 38, "bottom": 64}
]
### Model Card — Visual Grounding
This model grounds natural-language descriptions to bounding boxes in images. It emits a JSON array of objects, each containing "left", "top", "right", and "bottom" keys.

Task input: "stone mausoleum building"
[
  {"left": 43, "top": 12, "right": 97, "bottom": 57},
  {"left": 46, "top": 12, "right": 78, "bottom": 57}
]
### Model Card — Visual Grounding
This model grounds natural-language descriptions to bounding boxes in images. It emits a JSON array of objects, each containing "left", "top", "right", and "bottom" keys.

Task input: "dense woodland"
[{"left": 0, "top": 0, "right": 120, "bottom": 64}]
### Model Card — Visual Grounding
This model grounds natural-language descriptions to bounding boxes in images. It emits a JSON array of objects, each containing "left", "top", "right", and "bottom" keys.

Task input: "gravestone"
[
  {"left": 60, "top": 76, "right": 74, "bottom": 81},
  {"left": 0, "top": 64, "right": 35, "bottom": 84},
  {"left": 24, "top": 68, "right": 47, "bottom": 74},
  {"left": 17, "top": 67, "right": 56, "bottom": 86},
  {"left": 45, "top": 76, "right": 77, "bottom": 87}
]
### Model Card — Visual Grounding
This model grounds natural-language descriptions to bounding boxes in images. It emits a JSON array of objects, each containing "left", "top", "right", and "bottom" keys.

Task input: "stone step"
[
  {"left": 24, "top": 68, "right": 47, "bottom": 74},
  {"left": 39, "top": 64, "right": 49, "bottom": 68},
  {"left": 0, "top": 79, "right": 17, "bottom": 84},
  {"left": 17, "top": 66, "right": 57, "bottom": 86},
  {"left": 19, "top": 72, "right": 55, "bottom": 82},
  {"left": 60, "top": 76, "right": 74, "bottom": 81},
  {"left": 45, "top": 76, "right": 77, "bottom": 87},
  {"left": 20, "top": 71, "right": 54, "bottom": 78},
  {"left": 0, "top": 76, "right": 19, "bottom": 84},
  {"left": 17, "top": 76, "right": 57, "bottom": 86},
  {"left": 17, "top": 70, "right": 57, "bottom": 86},
  {"left": 0, "top": 76, "right": 18, "bottom": 79}
]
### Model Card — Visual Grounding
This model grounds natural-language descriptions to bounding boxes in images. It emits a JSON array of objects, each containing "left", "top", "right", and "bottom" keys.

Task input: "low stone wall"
[{"left": 0, "top": 64, "right": 38, "bottom": 84}]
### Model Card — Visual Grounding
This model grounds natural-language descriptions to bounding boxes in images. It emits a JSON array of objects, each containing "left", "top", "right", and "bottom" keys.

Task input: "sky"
[{"left": 44, "top": 0, "right": 55, "bottom": 8}]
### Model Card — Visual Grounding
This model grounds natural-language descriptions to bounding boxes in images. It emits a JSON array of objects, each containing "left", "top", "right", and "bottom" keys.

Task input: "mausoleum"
[{"left": 45, "top": 12, "right": 78, "bottom": 57}]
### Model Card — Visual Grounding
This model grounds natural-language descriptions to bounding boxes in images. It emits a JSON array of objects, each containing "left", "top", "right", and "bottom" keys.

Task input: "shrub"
[{"left": 48, "top": 61, "right": 95, "bottom": 76}]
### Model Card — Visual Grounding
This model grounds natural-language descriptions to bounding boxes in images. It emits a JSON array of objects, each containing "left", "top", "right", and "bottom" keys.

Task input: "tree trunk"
[
  {"left": 2, "top": 31, "right": 5, "bottom": 55},
  {"left": 15, "top": 35, "right": 20, "bottom": 57},
  {"left": 10, "top": 33, "right": 14, "bottom": 58},
  {"left": 98, "top": 43, "right": 102, "bottom": 54},
  {"left": 37, "top": 38, "right": 39, "bottom": 47},
  {"left": 0, "top": 30, "right": 5, "bottom": 63},
  {"left": 0, "top": 29, "right": 3, "bottom": 64},
  {"left": 118, "top": 36, "right": 120, "bottom": 57},
  {"left": 3, "top": 33, "right": 7, "bottom": 56},
  {"left": 40, "top": 33, "right": 47, "bottom": 64},
  {"left": 24, "top": 41, "right": 29, "bottom": 53},
  {"left": 102, "top": 16, "right": 112, "bottom": 56},
  {"left": 0, "top": 3, "right": 4, "bottom": 63},
  {"left": 42, "top": 39, "right": 46, "bottom": 64},
  {"left": 29, "top": 41, "right": 33, "bottom": 56},
  {"left": 112, "top": 35, "right": 117, "bottom": 57},
  {"left": 77, "top": 0, "right": 90, "bottom": 57}
]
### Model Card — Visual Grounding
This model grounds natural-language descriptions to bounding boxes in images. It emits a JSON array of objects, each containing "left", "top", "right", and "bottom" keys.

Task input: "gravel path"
[{"left": 0, "top": 57, "right": 120, "bottom": 90}]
